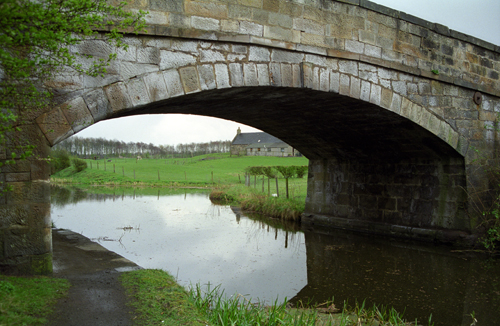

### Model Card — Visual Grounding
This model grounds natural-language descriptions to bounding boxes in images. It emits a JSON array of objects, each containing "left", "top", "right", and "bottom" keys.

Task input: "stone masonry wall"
[
  {"left": 115, "top": 0, "right": 500, "bottom": 98},
  {"left": 305, "top": 157, "right": 469, "bottom": 233}
]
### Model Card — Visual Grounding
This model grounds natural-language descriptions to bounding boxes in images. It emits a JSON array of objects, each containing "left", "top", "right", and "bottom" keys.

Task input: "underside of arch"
[{"left": 78, "top": 86, "right": 470, "bottom": 235}]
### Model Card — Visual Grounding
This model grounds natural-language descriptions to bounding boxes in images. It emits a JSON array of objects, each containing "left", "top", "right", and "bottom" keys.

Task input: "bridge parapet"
[{"left": 113, "top": 0, "right": 500, "bottom": 97}]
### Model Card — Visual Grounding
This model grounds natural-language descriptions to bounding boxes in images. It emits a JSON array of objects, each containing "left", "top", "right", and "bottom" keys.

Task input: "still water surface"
[{"left": 51, "top": 186, "right": 500, "bottom": 326}]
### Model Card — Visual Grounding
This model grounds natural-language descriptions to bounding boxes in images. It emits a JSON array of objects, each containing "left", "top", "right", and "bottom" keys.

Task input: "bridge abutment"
[
  {"left": 304, "top": 156, "right": 472, "bottom": 243},
  {"left": 0, "top": 125, "right": 53, "bottom": 274}
]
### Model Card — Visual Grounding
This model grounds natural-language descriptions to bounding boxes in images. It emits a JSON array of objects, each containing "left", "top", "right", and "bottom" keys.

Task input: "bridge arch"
[
  {"left": 35, "top": 37, "right": 471, "bottom": 235},
  {"left": 2, "top": 0, "right": 500, "bottom": 273}
]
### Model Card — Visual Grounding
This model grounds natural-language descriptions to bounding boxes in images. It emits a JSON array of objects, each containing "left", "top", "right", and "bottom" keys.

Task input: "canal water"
[{"left": 50, "top": 186, "right": 499, "bottom": 326}]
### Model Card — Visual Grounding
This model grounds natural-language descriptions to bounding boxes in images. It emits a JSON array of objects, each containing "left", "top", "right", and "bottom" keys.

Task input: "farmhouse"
[{"left": 231, "top": 128, "right": 296, "bottom": 157}]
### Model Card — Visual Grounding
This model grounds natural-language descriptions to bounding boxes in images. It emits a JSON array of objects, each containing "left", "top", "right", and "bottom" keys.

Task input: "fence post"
[
  {"left": 122, "top": 166, "right": 124, "bottom": 177},
  {"left": 158, "top": 170, "right": 160, "bottom": 181},
  {"left": 113, "top": 164, "right": 115, "bottom": 173},
  {"left": 211, "top": 171, "right": 214, "bottom": 184},
  {"left": 134, "top": 169, "right": 135, "bottom": 179},
  {"left": 275, "top": 177, "right": 279, "bottom": 198},
  {"left": 97, "top": 162, "right": 99, "bottom": 170}
]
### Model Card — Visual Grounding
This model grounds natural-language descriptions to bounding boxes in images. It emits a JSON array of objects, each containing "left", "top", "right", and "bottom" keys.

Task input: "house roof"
[
  {"left": 232, "top": 132, "right": 285, "bottom": 145},
  {"left": 246, "top": 142, "right": 288, "bottom": 149}
]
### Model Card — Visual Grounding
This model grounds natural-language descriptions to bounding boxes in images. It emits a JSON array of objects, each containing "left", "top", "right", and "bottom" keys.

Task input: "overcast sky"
[{"left": 76, "top": 0, "right": 500, "bottom": 146}]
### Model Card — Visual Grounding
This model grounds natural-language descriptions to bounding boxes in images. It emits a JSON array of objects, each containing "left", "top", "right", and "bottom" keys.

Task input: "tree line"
[{"left": 53, "top": 136, "right": 232, "bottom": 158}]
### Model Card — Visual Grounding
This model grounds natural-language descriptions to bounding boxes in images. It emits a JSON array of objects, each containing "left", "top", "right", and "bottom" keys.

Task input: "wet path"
[{"left": 48, "top": 229, "right": 141, "bottom": 326}]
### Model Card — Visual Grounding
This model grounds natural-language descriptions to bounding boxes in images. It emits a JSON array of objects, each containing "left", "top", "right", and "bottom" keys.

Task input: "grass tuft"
[{"left": 0, "top": 275, "right": 69, "bottom": 325}]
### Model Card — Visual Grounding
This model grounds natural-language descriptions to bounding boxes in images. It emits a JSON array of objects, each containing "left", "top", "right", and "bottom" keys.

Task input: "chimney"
[{"left": 236, "top": 127, "right": 241, "bottom": 135}]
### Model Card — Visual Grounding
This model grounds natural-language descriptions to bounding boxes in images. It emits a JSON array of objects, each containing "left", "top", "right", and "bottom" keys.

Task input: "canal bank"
[{"left": 48, "top": 228, "right": 141, "bottom": 326}]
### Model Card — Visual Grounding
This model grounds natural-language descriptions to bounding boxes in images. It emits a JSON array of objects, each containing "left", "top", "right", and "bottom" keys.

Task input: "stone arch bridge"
[{"left": 2, "top": 0, "right": 500, "bottom": 273}]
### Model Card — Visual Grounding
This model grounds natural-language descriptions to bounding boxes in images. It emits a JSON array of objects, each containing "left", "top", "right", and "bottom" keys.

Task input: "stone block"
[
  {"left": 35, "top": 108, "right": 73, "bottom": 146},
  {"left": 319, "top": 68, "right": 329, "bottom": 92},
  {"left": 239, "top": 21, "right": 264, "bottom": 36},
  {"left": 391, "top": 80, "right": 407, "bottom": 96},
  {"left": 214, "top": 64, "right": 230, "bottom": 88},
  {"left": 200, "top": 49, "right": 225, "bottom": 63},
  {"left": 248, "top": 46, "right": 270, "bottom": 62},
  {"left": 339, "top": 60, "right": 358, "bottom": 76},
  {"left": 137, "top": 47, "right": 161, "bottom": 65},
  {"left": 380, "top": 87, "right": 393, "bottom": 110},
  {"left": 127, "top": 79, "right": 154, "bottom": 108},
  {"left": 104, "top": 82, "right": 133, "bottom": 113},
  {"left": 221, "top": 19, "right": 239, "bottom": 32},
  {"left": 256, "top": 64, "right": 270, "bottom": 86},
  {"left": 312, "top": 67, "right": 320, "bottom": 90},
  {"left": 143, "top": 71, "right": 170, "bottom": 101},
  {"left": 163, "top": 69, "right": 184, "bottom": 97},
  {"left": 120, "top": 62, "right": 159, "bottom": 80},
  {"left": 345, "top": 40, "right": 364, "bottom": 54},
  {"left": 281, "top": 64, "right": 293, "bottom": 87},
  {"left": 83, "top": 89, "right": 112, "bottom": 122},
  {"left": 198, "top": 64, "right": 217, "bottom": 90},
  {"left": 191, "top": 16, "right": 220, "bottom": 31},
  {"left": 292, "top": 64, "right": 302, "bottom": 88},
  {"left": 330, "top": 71, "right": 340, "bottom": 93},
  {"left": 179, "top": 66, "right": 201, "bottom": 94},
  {"left": 359, "top": 80, "right": 370, "bottom": 101},
  {"left": 339, "top": 73, "right": 350, "bottom": 96},
  {"left": 364, "top": 44, "right": 381, "bottom": 58},
  {"left": 270, "top": 62, "right": 281, "bottom": 86},
  {"left": 243, "top": 63, "right": 259, "bottom": 86},
  {"left": 293, "top": 18, "right": 325, "bottom": 36},
  {"left": 271, "top": 49, "right": 303, "bottom": 63},
  {"left": 185, "top": 1, "right": 228, "bottom": 19},
  {"left": 229, "top": 63, "right": 244, "bottom": 87},
  {"left": 269, "top": 12, "right": 292, "bottom": 28},
  {"left": 264, "top": 25, "right": 294, "bottom": 42},
  {"left": 160, "top": 50, "right": 197, "bottom": 70},
  {"left": 349, "top": 76, "right": 360, "bottom": 99},
  {"left": 59, "top": 97, "right": 94, "bottom": 133},
  {"left": 142, "top": 10, "right": 169, "bottom": 25},
  {"left": 302, "top": 62, "right": 314, "bottom": 89},
  {"left": 369, "top": 84, "right": 381, "bottom": 105}
]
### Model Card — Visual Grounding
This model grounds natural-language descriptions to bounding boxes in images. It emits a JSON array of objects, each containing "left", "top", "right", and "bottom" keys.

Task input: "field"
[{"left": 52, "top": 153, "right": 310, "bottom": 202}]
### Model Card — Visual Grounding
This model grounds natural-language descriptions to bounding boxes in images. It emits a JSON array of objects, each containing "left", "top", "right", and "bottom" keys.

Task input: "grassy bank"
[
  {"left": 0, "top": 275, "right": 69, "bottom": 325},
  {"left": 121, "top": 269, "right": 433, "bottom": 326},
  {"left": 211, "top": 184, "right": 306, "bottom": 220}
]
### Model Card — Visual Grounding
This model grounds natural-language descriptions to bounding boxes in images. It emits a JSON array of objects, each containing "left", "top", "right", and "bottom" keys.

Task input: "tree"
[{"left": 0, "top": 0, "right": 146, "bottom": 191}]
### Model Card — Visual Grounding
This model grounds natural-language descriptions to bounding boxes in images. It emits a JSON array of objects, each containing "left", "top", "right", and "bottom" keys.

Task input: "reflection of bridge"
[
  {"left": 290, "top": 228, "right": 500, "bottom": 325},
  {"left": 2, "top": 0, "right": 500, "bottom": 273}
]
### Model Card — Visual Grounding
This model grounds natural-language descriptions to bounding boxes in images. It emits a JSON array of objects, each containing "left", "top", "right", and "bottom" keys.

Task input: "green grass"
[
  {"left": 51, "top": 153, "right": 309, "bottom": 187},
  {"left": 120, "top": 269, "right": 210, "bottom": 326},
  {"left": 0, "top": 275, "right": 70, "bottom": 325},
  {"left": 121, "top": 269, "right": 432, "bottom": 326}
]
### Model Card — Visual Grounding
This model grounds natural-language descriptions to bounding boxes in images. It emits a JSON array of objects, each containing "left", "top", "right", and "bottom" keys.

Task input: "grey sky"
[{"left": 76, "top": 0, "right": 500, "bottom": 146}]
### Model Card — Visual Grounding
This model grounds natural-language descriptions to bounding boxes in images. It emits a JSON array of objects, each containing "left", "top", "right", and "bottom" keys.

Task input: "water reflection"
[
  {"left": 50, "top": 185, "right": 307, "bottom": 304},
  {"left": 51, "top": 185, "right": 500, "bottom": 325},
  {"left": 290, "top": 228, "right": 500, "bottom": 326}
]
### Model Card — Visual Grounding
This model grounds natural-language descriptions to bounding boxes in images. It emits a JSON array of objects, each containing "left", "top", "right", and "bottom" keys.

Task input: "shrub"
[
  {"left": 295, "top": 165, "right": 308, "bottom": 178},
  {"left": 72, "top": 158, "right": 88, "bottom": 172},
  {"left": 50, "top": 149, "right": 71, "bottom": 174}
]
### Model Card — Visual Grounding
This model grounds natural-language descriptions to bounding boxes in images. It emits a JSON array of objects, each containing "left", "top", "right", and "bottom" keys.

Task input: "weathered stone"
[
  {"left": 179, "top": 66, "right": 201, "bottom": 94},
  {"left": 143, "top": 71, "right": 170, "bottom": 101},
  {"left": 198, "top": 64, "right": 217, "bottom": 90},
  {"left": 59, "top": 97, "right": 94, "bottom": 133},
  {"left": 104, "top": 82, "right": 133, "bottom": 113},
  {"left": 214, "top": 63, "right": 230, "bottom": 88},
  {"left": 163, "top": 69, "right": 184, "bottom": 97}
]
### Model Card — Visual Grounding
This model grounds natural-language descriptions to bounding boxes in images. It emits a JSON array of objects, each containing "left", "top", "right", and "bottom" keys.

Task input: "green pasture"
[
  {"left": 86, "top": 153, "right": 307, "bottom": 184},
  {"left": 52, "top": 153, "right": 309, "bottom": 199}
]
